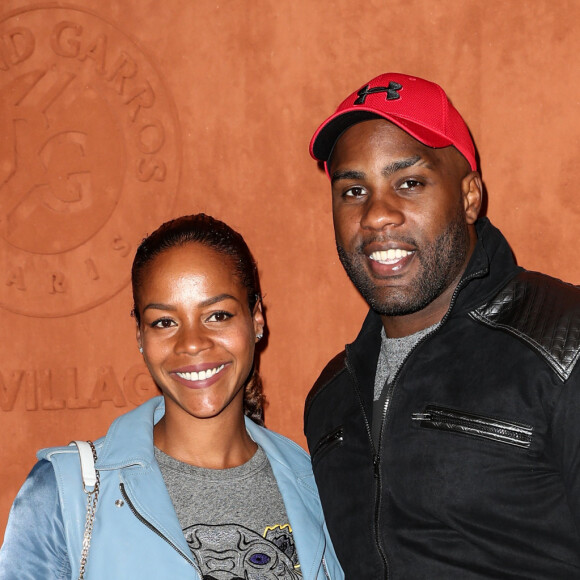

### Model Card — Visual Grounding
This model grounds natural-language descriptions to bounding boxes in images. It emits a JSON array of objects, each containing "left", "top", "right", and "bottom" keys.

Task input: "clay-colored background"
[{"left": 1, "top": 0, "right": 579, "bottom": 539}]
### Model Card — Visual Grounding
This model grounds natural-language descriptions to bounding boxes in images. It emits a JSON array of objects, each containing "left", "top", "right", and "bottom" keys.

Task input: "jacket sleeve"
[{"left": 0, "top": 460, "right": 71, "bottom": 579}]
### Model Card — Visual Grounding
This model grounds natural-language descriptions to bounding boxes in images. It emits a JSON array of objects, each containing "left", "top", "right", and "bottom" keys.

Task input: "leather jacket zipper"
[
  {"left": 412, "top": 405, "right": 533, "bottom": 448},
  {"left": 351, "top": 265, "right": 489, "bottom": 579},
  {"left": 311, "top": 426, "right": 344, "bottom": 464},
  {"left": 119, "top": 483, "right": 200, "bottom": 573},
  {"left": 345, "top": 353, "right": 389, "bottom": 578}
]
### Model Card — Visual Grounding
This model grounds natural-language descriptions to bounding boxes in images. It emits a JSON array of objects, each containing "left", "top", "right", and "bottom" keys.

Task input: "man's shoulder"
[
  {"left": 305, "top": 350, "right": 348, "bottom": 416},
  {"left": 472, "top": 269, "right": 580, "bottom": 381}
]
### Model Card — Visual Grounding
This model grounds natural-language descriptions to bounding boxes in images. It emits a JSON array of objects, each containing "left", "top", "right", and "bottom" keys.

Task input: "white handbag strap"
[
  {"left": 69, "top": 440, "right": 100, "bottom": 579},
  {"left": 71, "top": 440, "right": 97, "bottom": 489}
]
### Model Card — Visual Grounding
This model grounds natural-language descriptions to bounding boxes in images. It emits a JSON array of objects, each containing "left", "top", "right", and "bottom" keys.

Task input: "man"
[{"left": 304, "top": 72, "right": 580, "bottom": 579}]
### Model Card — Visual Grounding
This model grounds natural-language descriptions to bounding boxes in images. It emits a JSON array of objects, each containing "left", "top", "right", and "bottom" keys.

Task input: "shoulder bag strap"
[{"left": 70, "top": 440, "right": 100, "bottom": 580}]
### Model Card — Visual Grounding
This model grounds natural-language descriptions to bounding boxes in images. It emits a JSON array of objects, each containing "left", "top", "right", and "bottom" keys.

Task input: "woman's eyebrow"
[
  {"left": 142, "top": 294, "right": 239, "bottom": 313},
  {"left": 198, "top": 293, "right": 238, "bottom": 307},
  {"left": 142, "top": 302, "right": 175, "bottom": 313}
]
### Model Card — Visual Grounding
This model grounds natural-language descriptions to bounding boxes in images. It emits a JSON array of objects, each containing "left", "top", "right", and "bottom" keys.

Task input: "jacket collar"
[
  {"left": 451, "top": 217, "right": 521, "bottom": 314},
  {"left": 95, "top": 395, "right": 163, "bottom": 469}
]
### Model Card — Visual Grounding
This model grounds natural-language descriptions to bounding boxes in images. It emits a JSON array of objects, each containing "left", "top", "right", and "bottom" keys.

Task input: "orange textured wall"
[{"left": 1, "top": 0, "right": 579, "bottom": 539}]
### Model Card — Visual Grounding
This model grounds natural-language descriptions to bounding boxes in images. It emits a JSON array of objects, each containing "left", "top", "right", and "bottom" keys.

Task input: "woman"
[{"left": 0, "top": 214, "right": 343, "bottom": 580}]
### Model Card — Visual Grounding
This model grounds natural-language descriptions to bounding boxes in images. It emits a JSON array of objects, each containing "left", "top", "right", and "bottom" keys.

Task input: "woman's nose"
[{"left": 174, "top": 323, "right": 213, "bottom": 354}]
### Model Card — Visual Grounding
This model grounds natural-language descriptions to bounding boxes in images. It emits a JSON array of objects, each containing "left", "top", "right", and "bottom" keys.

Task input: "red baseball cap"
[{"left": 309, "top": 73, "right": 477, "bottom": 174}]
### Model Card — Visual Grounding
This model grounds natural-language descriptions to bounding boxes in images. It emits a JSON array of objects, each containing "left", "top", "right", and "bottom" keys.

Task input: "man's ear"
[{"left": 462, "top": 171, "right": 483, "bottom": 225}]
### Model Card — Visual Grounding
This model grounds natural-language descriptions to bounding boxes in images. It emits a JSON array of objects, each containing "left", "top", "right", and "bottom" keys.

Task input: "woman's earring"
[
  {"left": 256, "top": 332, "right": 264, "bottom": 341},
  {"left": 139, "top": 346, "right": 143, "bottom": 354}
]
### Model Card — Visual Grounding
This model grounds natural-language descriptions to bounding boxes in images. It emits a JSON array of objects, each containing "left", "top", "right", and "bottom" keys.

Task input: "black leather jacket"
[{"left": 304, "top": 218, "right": 580, "bottom": 579}]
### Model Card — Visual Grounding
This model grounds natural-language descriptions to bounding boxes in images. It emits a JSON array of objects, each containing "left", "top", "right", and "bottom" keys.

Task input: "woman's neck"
[{"left": 153, "top": 410, "right": 257, "bottom": 469}]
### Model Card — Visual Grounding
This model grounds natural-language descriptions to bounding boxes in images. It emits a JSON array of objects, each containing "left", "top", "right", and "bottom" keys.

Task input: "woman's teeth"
[{"left": 176, "top": 365, "right": 225, "bottom": 382}]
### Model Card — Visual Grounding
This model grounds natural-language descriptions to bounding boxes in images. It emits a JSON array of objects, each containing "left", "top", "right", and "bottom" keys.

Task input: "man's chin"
[
  {"left": 363, "top": 285, "right": 438, "bottom": 317},
  {"left": 369, "top": 300, "right": 425, "bottom": 318}
]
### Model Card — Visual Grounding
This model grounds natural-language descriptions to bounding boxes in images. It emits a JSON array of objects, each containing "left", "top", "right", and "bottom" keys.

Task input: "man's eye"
[
  {"left": 207, "top": 311, "right": 233, "bottom": 323},
  {"left": 151, "top": 318, "right": 176, "bottom": 328},
  {"left": 399, "top": 179, "right": 422, "bottom": 190},
  {"left": 344, "top": 186, "right": 366, "bottom": 198}
]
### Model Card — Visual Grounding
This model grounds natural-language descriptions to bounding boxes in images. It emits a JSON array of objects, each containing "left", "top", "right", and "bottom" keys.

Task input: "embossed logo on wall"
[
  {"left": 0, "top": 364, "right": 158, "bottom": 411},
  {"left": 0, "top": 6, "right": 181, "bottom": 317}
]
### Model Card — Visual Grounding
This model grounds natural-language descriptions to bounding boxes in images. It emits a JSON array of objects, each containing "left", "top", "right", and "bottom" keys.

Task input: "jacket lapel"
[{"left": 247, "top": 418, "right": 326, "bottom": 579}]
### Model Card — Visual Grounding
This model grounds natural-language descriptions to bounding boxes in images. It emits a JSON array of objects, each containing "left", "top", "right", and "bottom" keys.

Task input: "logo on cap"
[{"left": 353, "top": 81, "right": 403, "bottom": 105}]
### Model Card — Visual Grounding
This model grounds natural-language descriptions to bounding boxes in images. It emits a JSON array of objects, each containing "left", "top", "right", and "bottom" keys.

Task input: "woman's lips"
[{"left": 171, "top": 363, "right": 228, "bottom": 388}]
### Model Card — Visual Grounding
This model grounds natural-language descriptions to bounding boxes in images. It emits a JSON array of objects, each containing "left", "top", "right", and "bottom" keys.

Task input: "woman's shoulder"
[
  {"left": 37, "top": 396, "right": 163, "bottom": 467},
  {"left": 14, "top": 459, "right": 61, "bottom": 519},
  {"left": 22, "top": 459, "right": 59, "bottom": 494}
]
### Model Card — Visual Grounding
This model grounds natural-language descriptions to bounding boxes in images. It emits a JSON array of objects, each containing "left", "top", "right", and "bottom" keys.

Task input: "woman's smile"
[{"left": 171, "top": 363, "right": 228, "bottom": 388}]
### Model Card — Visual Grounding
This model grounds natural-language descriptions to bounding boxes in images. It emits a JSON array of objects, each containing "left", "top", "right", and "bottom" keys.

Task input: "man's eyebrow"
[
  {"left": 382, "top": 156, "right": 423, "bottom": 177},
  {"left": 331, "top": 169, "right": 365, "bottom": 185},
  {"left": 331, "top": 156, "right": 425, "bottom": 185}
]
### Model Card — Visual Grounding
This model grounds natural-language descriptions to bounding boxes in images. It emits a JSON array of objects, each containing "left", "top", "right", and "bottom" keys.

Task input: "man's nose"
[{"left": 360, "top": 192, "right": 404, "bottom": 230}]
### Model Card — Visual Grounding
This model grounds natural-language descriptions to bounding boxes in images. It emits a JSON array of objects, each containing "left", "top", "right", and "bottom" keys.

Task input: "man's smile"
[{"left": 369, "top": 248, "right": 415, "bottom": 264}]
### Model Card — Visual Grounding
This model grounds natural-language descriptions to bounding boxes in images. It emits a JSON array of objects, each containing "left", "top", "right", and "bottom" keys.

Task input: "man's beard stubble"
[{"left": 336, "top": 210, "right": 471, "bottom": 318}]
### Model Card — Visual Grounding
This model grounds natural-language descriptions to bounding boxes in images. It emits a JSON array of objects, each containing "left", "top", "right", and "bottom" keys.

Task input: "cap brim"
[{"left": 310, "top": 108, "right": 453, "bottom": 162}]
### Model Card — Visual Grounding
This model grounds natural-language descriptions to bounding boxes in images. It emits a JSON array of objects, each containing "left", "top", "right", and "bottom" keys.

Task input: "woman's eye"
[
  {"left": 207, "top": 311, "right": 233, "bottom": 323},
  {"left": 151, "top": 318, "right": 176, "bottom": 328}
]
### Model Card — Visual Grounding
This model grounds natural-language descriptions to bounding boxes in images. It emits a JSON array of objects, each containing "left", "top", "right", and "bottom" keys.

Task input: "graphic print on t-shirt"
[{"left": 184, "top": 522, "right": 302, "bottom": 579}]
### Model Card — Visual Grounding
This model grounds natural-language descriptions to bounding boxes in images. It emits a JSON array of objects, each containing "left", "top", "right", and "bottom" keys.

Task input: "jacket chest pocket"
[
  {"left": 311, "top": 426, "right": 344, "bottom": 465},
  {"left": 412, "top": 405, "right": 533, "bottom": 449}
]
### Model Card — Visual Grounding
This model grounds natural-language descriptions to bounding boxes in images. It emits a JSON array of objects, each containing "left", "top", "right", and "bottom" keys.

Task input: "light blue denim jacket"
[{"left": 0, "top": 396, "right": 343, "bottom": 579}]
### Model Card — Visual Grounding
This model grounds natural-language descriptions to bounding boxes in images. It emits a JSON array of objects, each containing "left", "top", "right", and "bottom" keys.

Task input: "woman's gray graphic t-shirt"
[{"left": 155, "top": 444, "right": 302, "bottom": 579}]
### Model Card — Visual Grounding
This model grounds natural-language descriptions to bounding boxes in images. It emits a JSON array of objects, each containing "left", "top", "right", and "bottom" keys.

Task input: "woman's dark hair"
[{"left": 131, "top": 213, "right": 266, "bottom": 425}]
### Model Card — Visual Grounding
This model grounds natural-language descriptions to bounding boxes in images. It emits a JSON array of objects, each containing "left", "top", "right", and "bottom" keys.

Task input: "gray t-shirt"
[
  {"left": 154, "top": 444, "right": 302, "bottom": 579},
  {"left": 372, "top": 323, "right": 439, "bottom": 444}
]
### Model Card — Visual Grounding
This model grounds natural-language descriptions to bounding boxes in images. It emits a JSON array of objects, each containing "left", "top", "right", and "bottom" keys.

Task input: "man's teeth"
[
  {"left": 176, "top": 365, "right": 225, "bottom": 382},
  {"left": 369, "top": 249, "right": 412, "bottom": 263}
]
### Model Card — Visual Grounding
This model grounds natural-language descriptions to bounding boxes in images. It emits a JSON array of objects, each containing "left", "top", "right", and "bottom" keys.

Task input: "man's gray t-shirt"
[
  {"left": 155, "top": 444, "right": 303, "bottom": 578},
  {"left": 372, "top": 323, "right": 439, "bottom": 444}
]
